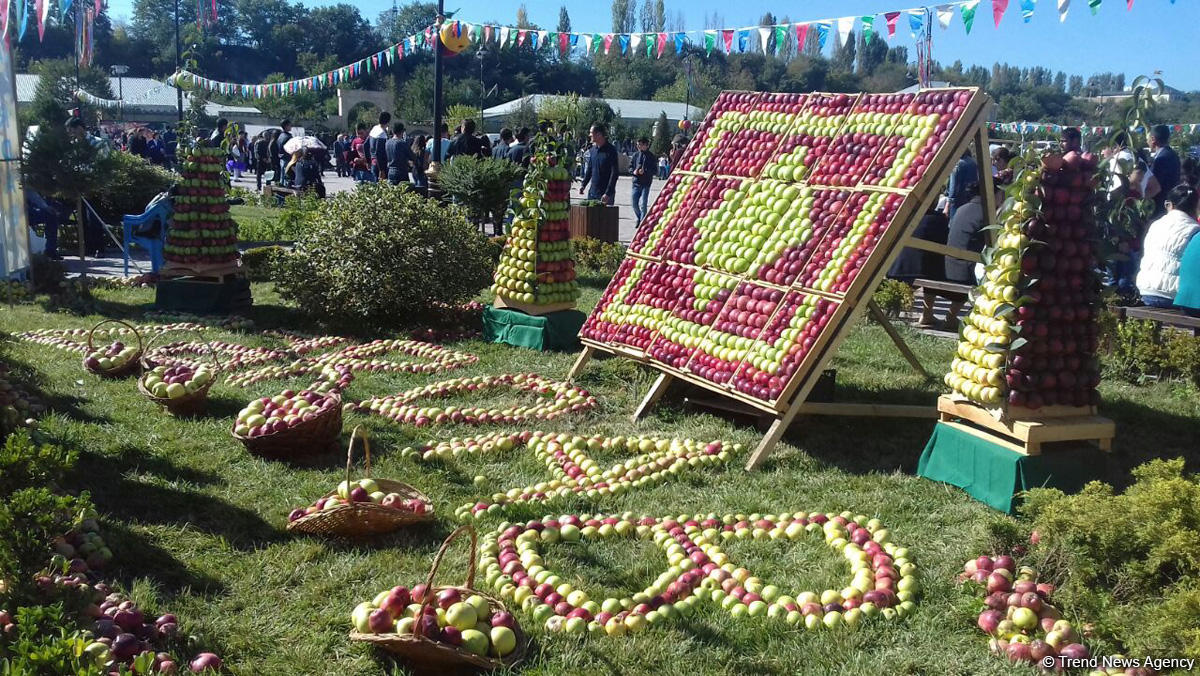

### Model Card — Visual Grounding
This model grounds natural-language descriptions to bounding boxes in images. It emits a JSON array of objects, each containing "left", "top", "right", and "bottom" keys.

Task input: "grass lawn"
[{"left": 2, "top": 276, "right": 1197, "bottom": 675}]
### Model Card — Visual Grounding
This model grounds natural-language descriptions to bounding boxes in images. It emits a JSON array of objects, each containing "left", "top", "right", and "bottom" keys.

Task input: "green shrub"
[
  {"left": 0, "top": 432, "right": 76, "bottom": 497},
  {"left": 0, "top": 488, "right": 87, "bottom": 598},
  {"left": 237, "top": 195, "right": 318, "bottom": 242},
  {"left": 436, "top": 156, "right": 524, "bottom": 227},
  {"left": 276, "top": 184, "right": 494, "bottom": 331},
  {"left": 85, "top": 151, "right": 176, "bottom": 223},
  {"left": 871, "top": 279, "right": 915, "bottom": 319},
  {"left": 241, "top": 245, "right": 287, "bottom": 282},
  {"left": 1099, "top": 318, "right": 1200, "bottom": 385},
  {"left": 573, "top": 238, "right": 626, "bottom": 275},
  {"left": 0, "top": 604, "right": 96, "bottom": 675},
  {"left": 1022, "top": 458, "right": 1200, "bottom": 660}
]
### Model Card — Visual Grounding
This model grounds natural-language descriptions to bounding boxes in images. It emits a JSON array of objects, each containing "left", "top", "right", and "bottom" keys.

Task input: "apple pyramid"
[
  {"left": 166, "top": 145, "right": 239, "bottom": 267},
  {"left": 946, "top": 150, "right": 1102, "bottom": 410},
  {"left": 491, "top": 139, "right": 579, "bottom": 308}
]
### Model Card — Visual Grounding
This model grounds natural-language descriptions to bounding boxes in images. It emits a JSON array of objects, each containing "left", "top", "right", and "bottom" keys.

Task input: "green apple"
[
  {"left": 351, "top": 602, "right": 374, "bottom": 633},
  {"left": 465, "top": 594, "right": 490, "bottom": 620},
  {"left": 460, "top": 628, "right": 489, "bottom": 656}
]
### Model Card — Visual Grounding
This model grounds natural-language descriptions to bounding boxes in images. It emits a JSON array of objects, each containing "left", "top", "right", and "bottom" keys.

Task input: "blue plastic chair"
[{"left": 122, "top": 193, "right": 172, "bottom": 275}]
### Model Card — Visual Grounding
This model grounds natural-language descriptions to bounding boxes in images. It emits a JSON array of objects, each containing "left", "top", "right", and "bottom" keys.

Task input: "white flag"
[
  {"left": 758, "top": 26, "right": 772, "bottom": 53},
  {"left": 537, "top": 30, "right": 548, "bottom": 48},
  {"left": 631, "top": 32, "right": 642, "bottom": 54},
  {"left": 1057, "top": 0, "right": 1070, "bottom": 21},
  {"left": 499, "top": 26, "right": 510, "bottom": 47},
  {"left": 936, "top": 4, "right": 955, "bottom": 28},
  {"left": 837, "top": 16, "right": 855, "bottom": 47},
  {"left": 583, "top": 33, "right": 593, "bottom": 52}
]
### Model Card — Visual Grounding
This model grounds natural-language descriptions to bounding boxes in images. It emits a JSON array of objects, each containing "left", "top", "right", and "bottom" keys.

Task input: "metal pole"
[
  {"left": 118, "top": 75, "right": 123, "bottom": 122},
  {"left": 175, "top": 0, "right": 183, "bottom": 121},
  {"left": 432, "top": 1, "right": 444, "bottom": 162}
]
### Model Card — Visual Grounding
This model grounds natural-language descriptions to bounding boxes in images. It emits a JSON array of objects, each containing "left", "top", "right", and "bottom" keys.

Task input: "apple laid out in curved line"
[{"left": 352, "top": 373, "right": 596, "bottom": 427}]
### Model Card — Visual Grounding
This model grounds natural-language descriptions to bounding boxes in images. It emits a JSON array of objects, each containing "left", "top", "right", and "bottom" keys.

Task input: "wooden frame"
[
  {"left": 569, "top": 89, "right": 1000, "bottom": 470},
  {"left": 937, "top": 395, "right": 1113, "bottom": 455}
]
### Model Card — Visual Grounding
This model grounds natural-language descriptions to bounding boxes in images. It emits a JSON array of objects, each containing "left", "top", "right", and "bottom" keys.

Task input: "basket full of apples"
[
  {"left": 350, "top": 525, "right": 526, "bottom": 672},
  {"left": 287, "top": 426, "right": 434, "bottom": 536},
  {"left": 82, "top": 320, "right": 144, "bottom": 379},
  {"left": 138, "top": 332, "right": 221, "bottom": 416},
  {"left": 231, "top": 388, "right": 343, "bottom": 459}
]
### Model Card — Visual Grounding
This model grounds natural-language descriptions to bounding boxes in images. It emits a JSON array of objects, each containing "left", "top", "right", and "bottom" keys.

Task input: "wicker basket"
[
  {"left": 287, "top": 427, "right": 434, "bottom": 537},
  {"left": 138, "top": 330, "right": 222, "bottom": 417},
  {"left": 232, "top": 392, "right": 344, "bottom": 460},
  {"left": 350, "top": 525, "right": 528, "bottom": 673},
  {"left": 82, "top": 319, "right": 143, "bottom": 379}
]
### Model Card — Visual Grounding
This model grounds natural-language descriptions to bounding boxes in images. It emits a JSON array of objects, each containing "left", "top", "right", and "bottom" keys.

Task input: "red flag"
[
  {"left": 794, "top": 24, "right": 808, "bottom": 51},
  {"left": 517, "top": 29, "right": 528, "bottom": 47},
  {"left": 722, "top": 29, "right": 733, "bottom": 52},
  {"left": 559, "top": 31, "right": 569, "bottom": 54},
  {"left": 603, "top": 33, "right": 614, "bottom": 54},
  {"left": 656, "top": 32, "right": 667, "bottom": 57},
  {"left": 885, "top": 11, "right": 901, "bottom": 37},
  {"left": 993, "top": 0, "right": 1009, "bottom": 26},
  {"left": 1127, "top": 0, "right": 1133, "bottom": 7}
]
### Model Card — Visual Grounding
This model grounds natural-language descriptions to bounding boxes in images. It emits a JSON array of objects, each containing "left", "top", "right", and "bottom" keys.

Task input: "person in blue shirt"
[
  {"left": 944, "top": 151, "right": 978, "bottom": 219},
  {"left": 629, "top": 137, "right": 657, "bottom": 225},
  {"left": 578, "top": 123, "right": 619, "bottom": 205},
  {"left": 385, "top": 122, "right": 415, "bottom": 185}
]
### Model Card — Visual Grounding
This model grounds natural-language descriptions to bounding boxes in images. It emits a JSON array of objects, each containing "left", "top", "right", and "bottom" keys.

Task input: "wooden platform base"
[
  {"left": 937, "top": 395, "right": 1113, "bottom": 456},
  {"left": 493, "top": 297, "right": 577, "bottom": 316},
  {"left": 161, "top": 261, "right": 243, "bottom": 281}
]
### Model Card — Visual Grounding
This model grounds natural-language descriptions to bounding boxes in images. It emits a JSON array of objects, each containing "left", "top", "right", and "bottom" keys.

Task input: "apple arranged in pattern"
[
  {"left": 492, "top": 156, "right": 579, "bottom": 306},
  {"left": 801, "top": 192, "right": 904, "bottom": 294},
  {"left": 353, "top": 374, "right": 595, "bottom": 427},
  {"left": 146, "top": 340, "right": 287, "bottom": 372},
  {"left": 732, "top": 293, "right": 838, "bottom": 401},
  {"left": 287, "top": 477, "right": 429, "bottom": 522},
  {"left": 947, "top": 150, "right": 1101, "bottom": 409},
  {"left": 167, "top": 146, "right": 238, "bottom": 266},
  {"left": 873, "top": 90, "right": 973, "bottom": 189},
  {"left": 352, "top": 586, "right": 519, "bottom": 658},
  {"left": 141, "top": 364, "right": 213, "bottom": 399},
  {"left": 648, "top": 269, "right": 738, "bottom": 368},
  {"left": 687, "top": 283, "right": 783, "bottom": 384},
  {"left": 628, "top": 173, "right": 694, "bottom": 257},
  {"left": 84, "top": 341, "right": 138, "bottom": 374},
  {"left": 481, "top": 511, "right": 915, "bottom": 636},
  {"left": 579, "top": 257, "right": 657, "bottom": 350},
  {"left": 962, "top": 555, "right": 1092, "bottom": 669},
  {"left": 438, "top": 433, "right": 735, "bottom": 518},
  {"left": 0, "top": 365, "right": 45, "bottom": 431},
  {"left": 659, "top": 177, "right": 743, "bottom": 265},
  {"left": 233, "top": 389, "right": 339, "bottom": 437},
  {"left": 18, "top": 323, "right": 205, "bottom": 355},
  {"left": 226, "top": 360, "right": 353, "bottom": 392}
]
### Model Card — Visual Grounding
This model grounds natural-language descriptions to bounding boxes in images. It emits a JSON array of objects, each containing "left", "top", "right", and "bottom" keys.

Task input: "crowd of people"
[{"left": 890, "top": 124, "right": 1200, "bottom": 326}]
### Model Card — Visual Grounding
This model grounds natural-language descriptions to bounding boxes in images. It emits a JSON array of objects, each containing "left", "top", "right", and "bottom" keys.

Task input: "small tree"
[
  {"left": 22, "top": 119, "right": 116, "bottom": 259},
  {"left": 651, "top": 111, "right": 670, "bottom": 155},
  {"left": 446, "top": 103, "right": 482, "bottom": 134}
]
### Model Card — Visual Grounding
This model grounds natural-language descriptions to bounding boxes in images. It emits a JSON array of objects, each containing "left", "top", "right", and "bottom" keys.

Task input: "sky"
[{"left": 104, "top": 0, "right": 1200, "bottom": 91}]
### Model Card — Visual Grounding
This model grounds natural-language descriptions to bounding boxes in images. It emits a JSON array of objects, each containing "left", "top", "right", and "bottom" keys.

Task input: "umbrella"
[{"left": 283, "top": 136, "right": 326, "bottom": 154}]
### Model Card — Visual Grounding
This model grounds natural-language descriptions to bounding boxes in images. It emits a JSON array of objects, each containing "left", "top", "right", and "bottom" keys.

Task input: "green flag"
[
  {"left": 646, "top": 33, "right": 654, "bottom": 57},
  {"left": 1088, "top": 0, "right": 1102, "bottom": 13},
  {"left": 774, "top": 24, "right": 787, "bottom": 50},
  {"left": 704, "top": 31, "right": 715, "bottom": 56},
  {"left": 593, "top": 33, "right": 602, "bottom": 53},
  {"left": 861, "top": 16, "right": 875, "bottom": 42},
  {"left": 961, "top": 1, "right": 979, "bottom": 33}
]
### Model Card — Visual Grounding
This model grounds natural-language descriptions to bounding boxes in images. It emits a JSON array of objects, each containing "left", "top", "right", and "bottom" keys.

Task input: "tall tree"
[
  {"left": 516, "top": 4, "right": 533, "bottom": 29},
  {"left": 1068, "top": 75, "right": 1084, "bottom": 96},
  {"left": 758, "top": 12, "right": 776, "bottom": 54},
  {"left": 377, "top": 1, "right": 436, "bottom": 43},
  {"left": 639, "top": 0, "right": 653, "bottom": 32},
  {"left": 651, "top": 111, "right": 670, "bottom": 154},
  {"left": 611, "top": 0, "right": 635, "bottom": 33},
  {"left": 667, "top": 10, "right": 685, "bottom": 32},
  {"left": 1053, "top": 71, "right": 1067, "bottom": 93},
  {"left": 652, "top": 0, "right": 665, "bottom": 32},
  {"left": 556, "top": 6, "right": 571, "bottom": 34}
]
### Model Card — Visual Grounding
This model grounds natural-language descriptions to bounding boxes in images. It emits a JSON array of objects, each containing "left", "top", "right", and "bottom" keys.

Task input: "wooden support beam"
[
  {"left": 632, "top": 373, "right": 674, "bottom": 422},
  {"left": 566, "top": 346, "right": 595, "bottom": 381},
  {"left": 900, "top": 237, "right": 982, "bottom": 263},
  {"left": 866, "top": 299, "right": 930, "bottom": 379}
]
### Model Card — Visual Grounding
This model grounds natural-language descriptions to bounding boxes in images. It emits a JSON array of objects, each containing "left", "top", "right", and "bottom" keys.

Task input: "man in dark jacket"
[
  {"left": 578, "top": 123, "right": 619, "bottom": 205},
  {"left": 492, "top": 128, "right": 513, "bottom": 160},
  {"left": 208, "top": 118, "right": 228, "bottom": 147},
  {"left": 506, "top": 128, "right": 530, "bottom": 166},
  {"left": 630, "top": 137, "right": 656, "bottom": 224},
  {"left": 367, "top": 111, "right": 392, "bottom": 181},
  {"left": 253, "top": 133, "right": 270, "bottom": 190},
  {"left": 276, "top": 120, "right": 293, "bottom": 186},
  {"left": 449, "top": 118, "right": 486, "bottom": 160},
  {"left": 386, "top": 122, "right": 415, "bottom": 185}
]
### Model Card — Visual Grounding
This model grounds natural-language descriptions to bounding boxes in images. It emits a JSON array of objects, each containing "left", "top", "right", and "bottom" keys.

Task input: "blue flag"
[
  {"left": 619, "top": 33, "right": 629, "bottom": 54},
  {"left": 674, "top": 32, "right": 686, "bottom": 53},
  {"left": 815, "top": 21, "right": 831, "bottom": 50},
  {"left": 736, "top": 29, "right": 749, "bottom": 52},
  {"left": 908, "top": 10, "right": 924, "bottom": 38}
]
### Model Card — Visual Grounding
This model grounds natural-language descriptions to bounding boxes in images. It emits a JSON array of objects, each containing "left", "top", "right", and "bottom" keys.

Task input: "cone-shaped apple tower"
[
  {"left": 491, "top": 135, "right": 579, "bottom": 310},
  {"left": 946, "top": 149, "right": 1102, "bottom": 411},
  {"left": 165, "top": 144, "right": 239, "bottom": 269}
]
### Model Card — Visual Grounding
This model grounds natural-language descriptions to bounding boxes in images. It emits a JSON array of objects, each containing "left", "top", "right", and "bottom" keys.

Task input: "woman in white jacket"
[{"left": 1137, "top": 184, "right": 1200, "bottom": 307}]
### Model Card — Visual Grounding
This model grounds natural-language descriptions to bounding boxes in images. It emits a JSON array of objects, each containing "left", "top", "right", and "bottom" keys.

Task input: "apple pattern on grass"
[
  {"left": 583, "top": 89, "right": 976, "bottom": 406},
  {"left": 350, "top": 374, "right": 596, "bottom": 427},
  {"left": 394, "top": 431, "right": 738, "bottom": 518},
  {"left": 479, "top": 511, "right": 916, "bottom": 636}
]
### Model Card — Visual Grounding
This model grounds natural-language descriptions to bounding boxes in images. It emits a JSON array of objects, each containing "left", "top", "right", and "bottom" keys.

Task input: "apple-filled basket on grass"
[
  {"left": 287, "top": 426, "right": 434, "bottom": 537},
  {"left": 137, "top": 331, "right": 221, "bottom": 417},
  {"left": 82, "top": 319, "right": 144, "bottom": 379},
  {"left": 231, "top": 388, "right": 343, "bottom": 460},
  {"left": 350, "top": 524, "right": 527, "bottom": 673}
]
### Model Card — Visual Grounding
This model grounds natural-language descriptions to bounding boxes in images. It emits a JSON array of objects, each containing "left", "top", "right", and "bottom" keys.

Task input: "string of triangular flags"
[
  {"left": 989, "top": 121, "right": 1200, "bottom": 135},
  {"left": 163, "top": 0, "right": 1160, "bottom": 100},
  {"left": 1, "top": 0, "right": 108, "bottom": 42},
  {"left": 74, "top": 81, "right": 174, "bottom": 108},
  {"left": 166, "top": 24, "right": 439, "bottom": 99}
]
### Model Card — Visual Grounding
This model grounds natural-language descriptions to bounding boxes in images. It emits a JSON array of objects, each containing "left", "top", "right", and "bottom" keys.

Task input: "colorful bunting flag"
[
  {"left": 593, "top": 33, "right": 603, "bottom": 53},
  {"left": 657, "top": 32, "right": 667, "bottom": 58},
  {"left": 736, "top": 29, "right": 748, "bottom": 53},
  {"left": 537, "top": 30, "right": 547, "bottom": 49},
  {"left": 631, "top": 32, "right": 642, "bottom": 54},
  {"left": 674, "top": 32, "right": 686, "bottom": 54},
  {"left": 646, "top": 33, "right": 655, "bottom": 56},
  {"left": 603, "top": 33, "right": 613, "bottom": 54},
  {"left": 936, "top": 5, "right": 955, "bottom": 29},
  {"left": 993, "top": 0, "right": 1009, "bottom": 26},
  {"left": 908, "top": 9, "right": 924, "bottom": 38},
  {"left": 1020, "top": 0, "right": 1036, "bottom": 21},
  {"left": 499, "top": 26, "right": 510, "bottom": 47},
  {"left": 794, "top": 23, "right": 808, "bottom": 51},
  {"left": 619, "top": 33, "right": 629, "bottom": 54},
  {"left": 758, "top": 26, "right": 771, "bottom": 54},
  {"left": 559, "top": 31, "right": 569, "bottom": 54},
  {"left": 1, "top": 0, "right": 9, "bottom": 40},
  {"left": 962, "top": 0, "right": 980, "bottom": 32},
  {"left": 774, "top": 24, "right": 787, "bottom": 50},
  {"left": 1088, "top": 0, "right": 1101, "bottom": 13},
  {"left": 517, "top": 29, "right": 527, "bottom": 47},
  {"left": 582, "top": 33, "right": 593, "bottom": 52},
  {"left": 35, "top": 0, "right": 45, "bottom": 40},
  {"left": 722, "top": 29, "right": 733, "bottom": 53},
  {"left": 884, "top": 11, "right": 900, "bottom": 38},
  {"left": 815, "top": 21, "right": 831, "bottom": 50},
  {"left": 703, "top": 30, "right": 715, "bottom": 56},
  {"left": 837, "top": 16, "right": 855, "bottom": 46},
  {"left": 61, "top": 0, "right": 71, "bottom": 20}
]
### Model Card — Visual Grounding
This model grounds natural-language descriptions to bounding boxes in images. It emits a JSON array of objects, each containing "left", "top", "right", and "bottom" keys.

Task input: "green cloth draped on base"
[
  {"left": 917, "top": 422, "right": 1107, "bottom": 513},
  {"left": 482, "top": 306, "right": 586, "bottom": 352}
]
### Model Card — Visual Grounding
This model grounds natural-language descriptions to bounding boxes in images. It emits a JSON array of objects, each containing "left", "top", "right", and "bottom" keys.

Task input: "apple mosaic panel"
[{"left": 582, "top": 88, "right": 980, "bottom": 407}]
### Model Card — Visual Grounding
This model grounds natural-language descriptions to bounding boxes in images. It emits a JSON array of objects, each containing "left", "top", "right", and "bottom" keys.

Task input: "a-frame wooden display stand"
[{"left": 569, "top": 89, "right": 998, "bottom": 470}]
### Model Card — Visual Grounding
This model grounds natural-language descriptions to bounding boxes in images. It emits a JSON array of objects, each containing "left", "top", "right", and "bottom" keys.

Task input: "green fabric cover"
[
  {"left": 482, "top": 306, "right": 586, "bottom": 352},
  {"left": 1173, "top": 235, "right": 1200, "bottom": 312},
  {"left": 917, "top": 422, "right": 1106, "bottom": 514}
]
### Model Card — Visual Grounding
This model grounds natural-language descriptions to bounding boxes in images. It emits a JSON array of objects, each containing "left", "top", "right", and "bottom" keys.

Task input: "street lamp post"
[
  {"left": 476, "top": 46, "right": 486, "bottom": 132},
  {"left": 111, "top": 65, "right": 128, "bottom": 122},
  {"left": 174, "top": 0, "right": 183, "bottom": 121},
  {"left": 432, "top": 1, "right": 445, "bottom": 163}
]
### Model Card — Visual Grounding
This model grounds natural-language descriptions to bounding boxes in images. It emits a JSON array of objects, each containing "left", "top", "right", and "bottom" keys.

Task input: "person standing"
[
  {"left": 208, "top": 117, "right": 228, "bottom": 147},
  {"left": 942, "top": 184, "right": 986, "bottom": 331},
  {"left": 1148, "top": 124, "right": 1181, "bottom": 218},
  {"left": 128, "top": 127, "right": 147, "bottom": 158},
  {"left": 1137, "top": 185, "right": 1199, "bottom": 308},
  {"left": 367, "top": 111, "right": 392, "bottom": 181},
  {"left": 492, "top": 128, "right": 513, "bottom": 160},
  {"left": 276, "top": 120, "right": 294, "bottom": 186},
  {"left": 578, "top": 124, "right": 619, "bottom": 205},
  {"left": 253, "top": 133, "right": 270, "bottom": 191},
  {"left": 944, "top": 151, "right": 978, "bottom": 219},
  {"left": 449, "top": 118, "right": 486, "bottom": 160},
  {"left": 630, "top": 137, "right": 656, "bottom": 225},
  {"left": 386, "top": 122, "right": 415, "bottom": 186},
  {"left": 668, "top": 135, "right": 687, "bottom": 176},
  {"left": 506, "top": 128, "right": 530, "bottom": 167},
  {"left": 411, "top": 135, "right": 429, "bottom": 189},
  {"left": 426, "top": 123, "right": 452, "bottom": 162},
  {"left": 332, "top": 134, "right": 348, "bottom": 177}
]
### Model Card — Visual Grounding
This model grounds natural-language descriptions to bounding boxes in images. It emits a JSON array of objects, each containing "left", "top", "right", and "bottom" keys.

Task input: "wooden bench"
[
  {"left": 912, "top": 278, "right": 974, "bottom": 299},
  {"left": 262, "top": 184, "right": 298, "bottom": 202},
  {"left": 1124, "top": 306, "right": 1200, "bottom": 336}
]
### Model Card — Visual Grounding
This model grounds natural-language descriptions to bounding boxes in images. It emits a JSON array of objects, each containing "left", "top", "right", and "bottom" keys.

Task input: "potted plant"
[{"left": 569, "top": 199, "right": 619, "bottom": 243}]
